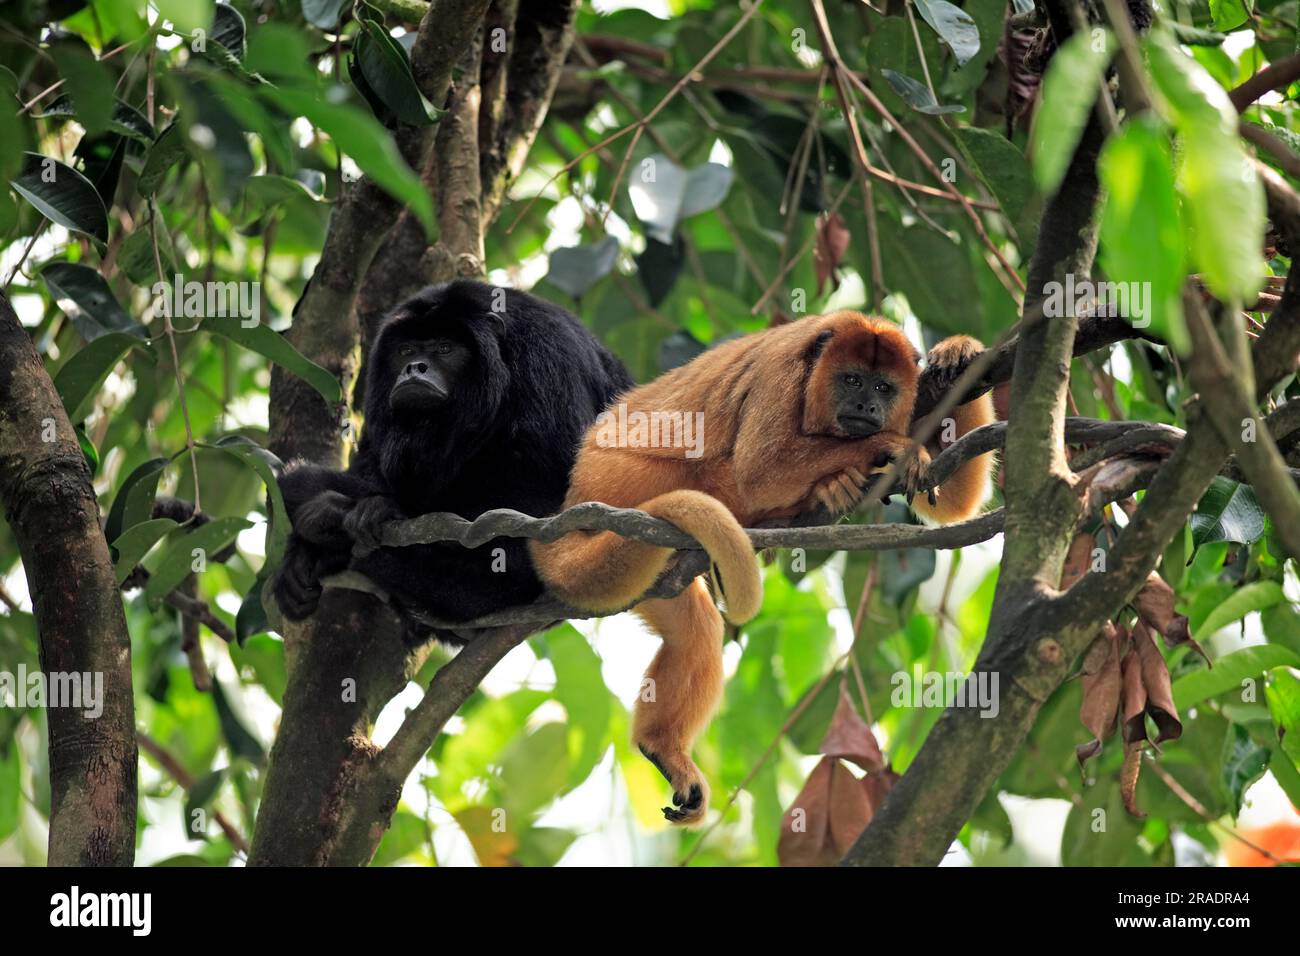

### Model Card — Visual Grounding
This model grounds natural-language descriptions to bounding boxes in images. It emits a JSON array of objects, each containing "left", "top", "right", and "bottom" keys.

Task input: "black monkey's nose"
[{"left": 405, "top": 360, "right": 429, "bottom": 376}]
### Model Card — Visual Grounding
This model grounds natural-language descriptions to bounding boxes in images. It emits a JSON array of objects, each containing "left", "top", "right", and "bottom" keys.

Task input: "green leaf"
[
  {"left": 1219, "top": 721, "right": 1269, "bottom": 815},
  {"left": 142, "top": 516, "right": 253, "bottom": 607},
  {"left": 302, "top": 0, "right": 348, "bottom": 29},
  {"left": 0, "top": 748, "right": 18, "bottom": 842},
  {"left": 49, "top": 43, "right": 115, "bottom": 137},
  {"left": 1262, "top": 603, "right": 1300, "bottom": 656},
  {"left": 210, "top": 2, "right": 246, "bottom": 60},
  {"left": 53, "top": 331, "right": 155, "bottom": 423},
  {"left": 111, "top": 517, "right": 180, "bottom": 584},
  {"left": 75, "top": 424, "right": 100, "bottom": 476},
  {"left": 1269, "top": 748, "right": 1300, "bottom": 808},
  {"left": 544, "top": 626, "right": 612, "bottom": 789},
  {"left": 104, "top": 455, "right": 172, "bottom": 544},
  {"left": 351, "top": 19, "right": 438, "bottom": 126},
  {"left": 1097, "top": 117, "right": 1188, "bottom": 352},
  {"left": 953, "top": 126, "right": 1031, "bottom": 226},
  {"left": 1030, "top": 29, "right": 1114, "bottom": 196},
  {"left": 117, "top": 225, "right": 179, "bottom": 286},
  {"left": 1172, "top": 645, "right": 1300, "bottom": 709},
  {"left": 546, "top": 237, "right": 619, "bottom": 299},
  {"left": 627, "top": 153, "right": 732, "bottom": 243},
  {"left": 881, "top": 69, "right": 965, "bottom": 115},
  {"left": 183, "top": 767, "right": 226, "bottom": 841},
  {"left": 262, "top": 86, "right": 435, "bottom": 233},
  {"left": 1146, "top": 37, "right": 1265, "bottom": 304},
  {"left": 1209, "top": 0, "right": 1252, "bottom": 31},
  {"left": 496, "top": 721, "right": 569, "bottom": 816},
  {"left": 11, "top": 152, "right": 109, "bottom": 241},
  {"left": 211, "top": 679, "right": 265, "bottom": 762},
  {"left": 235, "top": 578, "right": 271, "bottom": 645},
  {"left": 155, "top": 0, "right": 215, "bottom": 33},
  {"left": 1264, "top": 666, "right": 1300, "bottom": 766},
  {"left": 877, "top": 214, "right": 983, "bottom": 334},
  {"left": 137, "top": 122, "right": 187, "bottom": 197},
  {"left": 205, "top": 435, "right": 288, "bottom": 580},
  {"left": 1196, "top": 581, "right": 1284, "bottom": 639},
  {"left": 1060, "top": 776, "right": 1145, "bottom": 866},
  {"left": 912, "top": 0, "right": 980, "bottom": 67},
  {"left": 204, "top": 317, "right": 343, "bottom": 404},
  {"left": 1191, "top": 477, "right": 1267, "bottom": 548},
  {"left": 42, "top": 261, "right": 147, "bottom": 341}
]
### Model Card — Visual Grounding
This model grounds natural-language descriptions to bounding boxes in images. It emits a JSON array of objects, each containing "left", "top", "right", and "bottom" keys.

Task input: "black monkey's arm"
[{"left": 278, "top": 463, "right": 382, "bottom": 548}]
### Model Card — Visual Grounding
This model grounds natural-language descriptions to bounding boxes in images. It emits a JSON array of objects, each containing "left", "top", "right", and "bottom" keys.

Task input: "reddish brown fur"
[{"left": 531, "top": 312, "right": 993, "bottom": 825}]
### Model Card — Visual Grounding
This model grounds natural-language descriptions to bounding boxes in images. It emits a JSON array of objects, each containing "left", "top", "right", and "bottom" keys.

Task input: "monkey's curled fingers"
[
  {"left": 273, "top": 541, "right": 324, "bottom": 621},
  {"left": 902, "top": 445, "right": 938, "bottom": 509},
  {"left": 343, "top": 495, "right": 405, "bottom": 556},
  {"left": 813, "top": 466, "right": 869, "bottom": 516}
]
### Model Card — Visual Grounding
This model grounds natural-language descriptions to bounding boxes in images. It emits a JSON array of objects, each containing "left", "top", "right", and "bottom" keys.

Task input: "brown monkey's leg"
[
  {"left": 914, "top": 334, "right": 996, "bottom": 523},
  {"left": 632, "top": 578, "right": 726, "bottom": 826}
]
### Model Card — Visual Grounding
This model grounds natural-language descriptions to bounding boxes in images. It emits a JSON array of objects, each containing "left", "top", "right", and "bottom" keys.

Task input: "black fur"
[{"left": 272, "top": 279, "right": 633, "bottom": 642}]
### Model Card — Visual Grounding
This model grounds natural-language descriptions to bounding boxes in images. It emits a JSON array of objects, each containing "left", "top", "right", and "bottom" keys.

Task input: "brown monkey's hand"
[
  {"left": 903, "top": 444, "right": 937, "bottom": 509},
  {"left": 812, "top": 466, "right": 869, "bottom": 516},
  {"left": 924, "top": 334, "right": 984, "bottom": 392}
]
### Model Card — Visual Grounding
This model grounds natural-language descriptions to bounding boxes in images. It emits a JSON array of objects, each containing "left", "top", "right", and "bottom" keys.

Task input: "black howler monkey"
[{"left": 272, "top": 279, "right": 633, "bottom": 642}]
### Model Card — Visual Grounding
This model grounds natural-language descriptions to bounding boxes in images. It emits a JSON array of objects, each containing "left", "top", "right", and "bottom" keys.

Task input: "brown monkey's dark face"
[
  {"left": 388, "top": 335, "right": 473, "bottom": 416},
  {"left": 831, "top": 367, "right": 900, "bottom": 437}
]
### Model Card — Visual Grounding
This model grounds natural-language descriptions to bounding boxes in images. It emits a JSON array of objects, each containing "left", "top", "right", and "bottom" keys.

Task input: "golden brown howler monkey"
[{"left": 530, "top": 311, "right": 995, "bottom": 824}]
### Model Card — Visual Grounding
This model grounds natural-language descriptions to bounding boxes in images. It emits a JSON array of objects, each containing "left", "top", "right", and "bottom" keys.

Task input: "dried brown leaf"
[
  {"left": 828, "top": 760, "right": 875, "bottom": 858},
  {"left": 1130, "top": 571, "right": 1208, "bottom": 664},
  {"left": 820, "top": 682, "right": 885, "bottom": 772},
  {"left": 778, "top": 756, "right": 835, "bottom": 867},
  {"left": 1060, "top": 531, "right": 1096, "bottom": 591},
  {"left": 1121, "top": 744, "right": 1146, "bottom": 818},
  {"left": 1077, "top": 622, "right": 1122, "bottom": 769},
  {"left": 814, "top": 212, "right": 850, "bottom": 297},
  {"left": 1133, "top": 620, "right": 1182, "bottom": 746},
  {"left": 1120, "top": 627, "right": 1149, "bottom": 745}
]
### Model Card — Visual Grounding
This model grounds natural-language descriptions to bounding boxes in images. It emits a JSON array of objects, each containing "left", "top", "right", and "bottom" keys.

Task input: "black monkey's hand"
[
  {"left": 273, "top": 539, "right": 325, "bottom": 621},
  {"left": 293, "top": 490, "right": 355, "bottom": 548},
  {"left": 343, "top": 495, "right": 405, "bottom": 556}
]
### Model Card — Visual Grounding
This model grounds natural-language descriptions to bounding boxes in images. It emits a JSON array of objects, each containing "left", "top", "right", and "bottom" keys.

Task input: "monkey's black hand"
[
  {"left": 293, "top": 490, "right": 355, "bottom": 548},
  {"left": 343, "top": 495, "right": 405, "bottom": 556},
  {"left": 273, "top": 539, "right": 325, "bottom": 621}
]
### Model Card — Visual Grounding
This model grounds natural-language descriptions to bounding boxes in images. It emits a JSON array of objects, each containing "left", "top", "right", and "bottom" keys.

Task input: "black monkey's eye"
[
  {"left": 844, "top": 374, "right": 862, "bottom": 388},
  {"left": 435, "top": 341, "right": 453, "bottom": 355},
  {"left": 397, "top": 344, "right": 415, "bottom": 357}
]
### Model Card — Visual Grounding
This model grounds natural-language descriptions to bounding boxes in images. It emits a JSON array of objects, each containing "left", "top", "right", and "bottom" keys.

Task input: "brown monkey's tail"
[{"left": 530, "top": 490, "right": 761, "bottom": 624}]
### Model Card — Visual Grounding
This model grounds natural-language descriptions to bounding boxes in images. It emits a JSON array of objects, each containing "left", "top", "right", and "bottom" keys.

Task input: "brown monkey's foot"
[
  {"left": 924, "top": 334, "right": 984, "bottom": 390},
  {"left": 638, "top": 744, "right": 710, "bottom": 826},
  {"left": 812, "top": 466, "right": 868, "bottom": 515}
]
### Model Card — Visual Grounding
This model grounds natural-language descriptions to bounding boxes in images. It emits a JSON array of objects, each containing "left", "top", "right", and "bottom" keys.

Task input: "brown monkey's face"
[
  {"left": 830, "top": 367, "right": 901, "bottom": 437},
  {"left": 388, "top": 335, "right": 473, "bottom": 415}
]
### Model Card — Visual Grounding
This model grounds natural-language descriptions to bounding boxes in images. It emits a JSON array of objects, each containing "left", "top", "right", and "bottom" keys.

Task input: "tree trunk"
[{"left": 0, "top": 292, "right": 137, "bottom": 866}]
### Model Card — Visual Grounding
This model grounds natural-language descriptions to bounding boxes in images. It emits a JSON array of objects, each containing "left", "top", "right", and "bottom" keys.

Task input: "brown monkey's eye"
[
  {"left": 843, "top": 374, "right": 862, "bottom": 388},
  {"left": 875, "top": 382, "right": 893, "bottom": 394}
]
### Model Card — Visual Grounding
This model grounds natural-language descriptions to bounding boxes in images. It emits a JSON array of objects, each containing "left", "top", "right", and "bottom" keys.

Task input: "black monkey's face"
[
  {"left": 831, "top": 367, "right": 899, "bottom": 437},
  {"left": 387, "top": 334, "right": 473, "bottom": 416}
]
